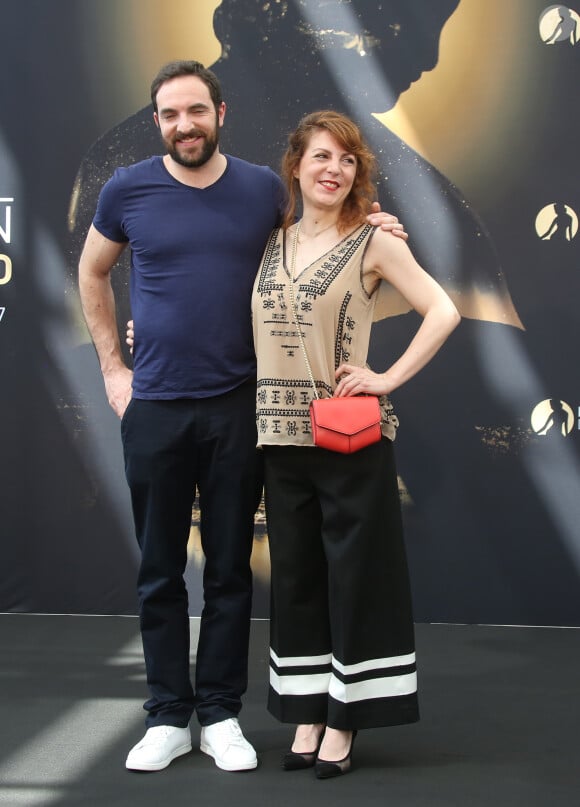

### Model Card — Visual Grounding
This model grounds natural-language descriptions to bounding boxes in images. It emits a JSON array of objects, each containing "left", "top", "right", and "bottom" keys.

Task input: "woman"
[{"left": 252, "top": 110, "right": 459, "bottom": 778}]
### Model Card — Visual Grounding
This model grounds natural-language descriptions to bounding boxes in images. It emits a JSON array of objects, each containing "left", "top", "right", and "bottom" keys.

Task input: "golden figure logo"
[
  {"left": 535, "top": 203, "right": 578, "bottom": 242},
  {"left": 539, "top": 6, "right": 580, "bottom": 45},
  {"left": 531, "top": 399, "right": 574, "bottom": 437}
]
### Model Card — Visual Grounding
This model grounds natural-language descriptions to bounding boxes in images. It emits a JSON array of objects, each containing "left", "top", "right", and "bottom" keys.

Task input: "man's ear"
[
  {"left": 153, "top": 112, "right": 160, "bottom": 129},
  {"left": 218, "top": 101, "right": 226, "bottom": 128}
]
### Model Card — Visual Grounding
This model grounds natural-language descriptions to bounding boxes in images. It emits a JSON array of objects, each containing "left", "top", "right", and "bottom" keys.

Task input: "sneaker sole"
[
  {"left": 199, "top": 742, "right": 258, "bottom": 771},
  {"left": 126, "top": 742, "right": 192, "bottom": 772}
]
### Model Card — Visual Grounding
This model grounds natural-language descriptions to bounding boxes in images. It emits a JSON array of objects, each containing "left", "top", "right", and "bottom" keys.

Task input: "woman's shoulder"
[
  {"left": 366, "top": 223, "right": 411, "bottom": 256},
  {"left": 363, "top": 223, "right": 413, "bottom": 279}
]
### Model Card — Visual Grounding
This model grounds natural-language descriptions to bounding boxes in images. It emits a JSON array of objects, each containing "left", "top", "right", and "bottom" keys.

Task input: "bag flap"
[{"left": 310, "top": 397, "right": 380, "bottom": 436}]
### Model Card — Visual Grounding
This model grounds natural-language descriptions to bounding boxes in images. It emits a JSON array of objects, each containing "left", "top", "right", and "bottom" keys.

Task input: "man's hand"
[
  {"left": 103, "top": 365, "right": 133, "bottom": 418},
  {"left": 126, "top": 319, "right": 134, "bottom": 354},
  {"left": 366, "top": 201, "right": 408, "bottom": 240}
]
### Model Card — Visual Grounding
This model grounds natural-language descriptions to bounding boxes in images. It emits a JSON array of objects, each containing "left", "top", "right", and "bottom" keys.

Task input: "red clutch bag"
[{"left": 309, "top": 395, "right": 381, "bottom": 454}]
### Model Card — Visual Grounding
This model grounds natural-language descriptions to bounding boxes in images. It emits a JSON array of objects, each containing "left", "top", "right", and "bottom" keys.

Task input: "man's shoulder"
[
  {"left": 106, "top": 156, "right": 164, "bottom": 188},
  {"left": 225, "top": 154, "right": 281, "bottom": 183}
]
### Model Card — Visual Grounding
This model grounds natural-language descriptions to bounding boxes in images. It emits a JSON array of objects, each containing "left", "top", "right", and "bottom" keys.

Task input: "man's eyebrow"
[
  {"left": 188, "top": 103, "right": 212, "bottom": 112},
  {"left": 159, "top": 102, "right": 211, "bottom": 115}
]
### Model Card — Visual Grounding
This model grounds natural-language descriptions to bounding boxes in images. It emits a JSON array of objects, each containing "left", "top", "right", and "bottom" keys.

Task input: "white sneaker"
[
  {"left": 125, "top": 725, "right": 192, "bottom": 771},
  {"left": 200, "top": 717, "right": 257, "bottom": 771}
]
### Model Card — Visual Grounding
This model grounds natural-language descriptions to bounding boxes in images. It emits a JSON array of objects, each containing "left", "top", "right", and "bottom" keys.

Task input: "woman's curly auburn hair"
[{"left": 281, "top": 110, "right": 377, "bottom": 232}]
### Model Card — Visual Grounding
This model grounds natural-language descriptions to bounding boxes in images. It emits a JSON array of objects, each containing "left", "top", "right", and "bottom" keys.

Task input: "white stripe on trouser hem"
[
  {"left": 329, "top": 671, "right": 417, "bottom": 703},
  {"left": 270, "top": 649, "right": 415, "bottom": 674},
  {"left": 270, "top": 669, "right": 417, "bottom": 700},
  {"left": 332, "top": 653, "right": 416, "bottom": 675},
  {"left": 270, "top": 670, "right": 332, "bottom": 696}
]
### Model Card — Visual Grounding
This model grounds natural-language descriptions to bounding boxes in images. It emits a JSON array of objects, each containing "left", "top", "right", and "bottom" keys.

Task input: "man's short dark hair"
[{"left": 150, "top": 60, "right": 223, "bottom": 112}]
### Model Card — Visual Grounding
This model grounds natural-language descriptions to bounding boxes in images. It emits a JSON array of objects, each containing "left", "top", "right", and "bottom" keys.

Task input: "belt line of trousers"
[{"left": 121, "top": 383, "right": 262, "bottom": 727}]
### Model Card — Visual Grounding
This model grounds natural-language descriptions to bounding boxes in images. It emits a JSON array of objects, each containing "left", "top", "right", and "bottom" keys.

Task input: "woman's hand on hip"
[{"left": 334, "top": 363, "right": 390, "bottom": 397}]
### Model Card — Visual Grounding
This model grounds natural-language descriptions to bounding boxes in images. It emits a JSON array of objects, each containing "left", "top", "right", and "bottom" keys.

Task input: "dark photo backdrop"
[{"left": 1, "top": 0, "right": 580, "bottom": 625}]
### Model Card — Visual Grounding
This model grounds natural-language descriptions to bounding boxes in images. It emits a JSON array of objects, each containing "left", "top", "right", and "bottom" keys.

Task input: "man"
[{"left": 79, "top": 60, "right": 405, "bottom": 774}]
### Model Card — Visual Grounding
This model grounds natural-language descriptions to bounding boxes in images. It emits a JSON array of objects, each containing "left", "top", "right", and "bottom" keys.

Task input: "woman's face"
[{"left": 294, "top": 129, "right": 358, "bottom": 214}]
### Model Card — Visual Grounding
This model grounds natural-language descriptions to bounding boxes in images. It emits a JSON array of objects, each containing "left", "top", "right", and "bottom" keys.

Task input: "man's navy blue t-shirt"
[{"left": 93, "top": 155, "right": 285, "bottom": 399}]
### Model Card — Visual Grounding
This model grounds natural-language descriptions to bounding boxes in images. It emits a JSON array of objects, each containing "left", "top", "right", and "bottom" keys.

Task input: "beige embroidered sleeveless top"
[{"left": 252, "top": 223, "right": 398, "bottom": 447}]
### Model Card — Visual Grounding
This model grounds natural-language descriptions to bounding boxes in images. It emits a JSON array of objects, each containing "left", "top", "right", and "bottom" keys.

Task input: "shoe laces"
[
  {"left": 213, "top": 718, "right": 246, "bottom": 746},
  {"left": 144, "top": 725, "right": 177, "bottom": 744},
  {"left": 220, "top": 718, "right": 241, "bottom": 737}
]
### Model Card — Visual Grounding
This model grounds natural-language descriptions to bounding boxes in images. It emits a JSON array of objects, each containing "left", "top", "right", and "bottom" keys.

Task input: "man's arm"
[{"left": 78, "top": 224, "right": 132, "bottom": 417}]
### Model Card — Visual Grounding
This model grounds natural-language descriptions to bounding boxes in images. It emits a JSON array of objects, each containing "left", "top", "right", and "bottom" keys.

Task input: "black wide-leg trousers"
[
  {"left": 121, "top": 383, "right": 262, "bottom": 728},
  {"left": 263, "top": 438, "right": 419, "bottom": 730}
]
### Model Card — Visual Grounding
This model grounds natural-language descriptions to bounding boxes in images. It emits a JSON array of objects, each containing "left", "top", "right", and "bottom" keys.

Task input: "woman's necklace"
[
  {"left": 290, "top": 220, "right": 301, "bottom": 282},
  {"left": 288, "top": 221, "right": 320, "bottom": 399},
  {"left": 297, "top": 219, "right": 337, "bottom": 243}
]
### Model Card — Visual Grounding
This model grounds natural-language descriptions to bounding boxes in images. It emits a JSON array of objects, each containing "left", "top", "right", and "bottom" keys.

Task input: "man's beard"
[{"left": 164, "top": 125, "right": 219, "bottom": 169}]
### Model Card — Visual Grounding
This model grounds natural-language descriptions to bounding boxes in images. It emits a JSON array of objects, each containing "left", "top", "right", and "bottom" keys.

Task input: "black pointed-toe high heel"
[
  {"left": 282, "top": 747, "right": 319, "bottom": 771},
  {"left": 282, "top": 728, "right": 324, "bottom": 771},
  {"left": 314, "top": 730, "right": 357, "bottom": 779}
]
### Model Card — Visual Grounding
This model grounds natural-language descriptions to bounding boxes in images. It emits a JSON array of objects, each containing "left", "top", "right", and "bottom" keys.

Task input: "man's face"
[{"left": 154, "top": 75, "right": 225, "bottom": 169}]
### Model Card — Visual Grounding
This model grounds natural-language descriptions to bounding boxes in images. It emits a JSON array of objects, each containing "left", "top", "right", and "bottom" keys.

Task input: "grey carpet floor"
[{"left": 0, "top": 615, "right": 578, "bottom": 807}]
